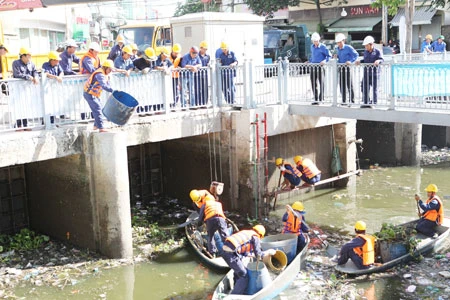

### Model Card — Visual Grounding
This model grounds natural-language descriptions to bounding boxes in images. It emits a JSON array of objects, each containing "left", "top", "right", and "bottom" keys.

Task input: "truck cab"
[
  {"left": 117, "top": 22, "right": 172, "bottom": 52},
  {"left": 264, "top": 24, "right": 311, "bottom": 64}
]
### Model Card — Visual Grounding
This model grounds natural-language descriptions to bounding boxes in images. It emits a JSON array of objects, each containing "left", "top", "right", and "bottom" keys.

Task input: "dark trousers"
[
  {"left": 416, "top": 218, "right": 437, "bottom": 237},
  {"left": 222, "top": 249, "right": 248, "bottom": 294},
  {"left": 172, "top": 77, "right": 180, "bottom": 106},
  {"left": 339, "top": 66, "right": 354, "bottom": 103},
  {"left": 194, "top": 70, "right": 208, "bottom": 106},
  {"left": 296, "top": 233, "right": 306, "bottom": 254},
  {"left": 301, "top": 173, "right": 321, "bottom": 185},
  {"left": 310, "top": 66, "right": 324, "bottom": 102},
  {"left": 362, "top": 71, "right": 378, "bottom": 105},
  {"left": 206, "top": 216, "right": 229, "bottom": 254},
  {"left": 221, "top": 70, "right": 235, "bottom": 104},
  {"left": 337, "top": 248, "right": 367, "bottom": 269}
]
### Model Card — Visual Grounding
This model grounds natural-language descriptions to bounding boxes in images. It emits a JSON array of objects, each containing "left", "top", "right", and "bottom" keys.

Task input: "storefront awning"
[
  {"left": 327, "top": 17, "right": 381, "bottom": 33},
  {"left": 390, "top": 6, "right": 436, "bottom": 27}
]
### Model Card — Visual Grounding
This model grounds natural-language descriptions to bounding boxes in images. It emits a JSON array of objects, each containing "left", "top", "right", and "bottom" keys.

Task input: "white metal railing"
[{"left": 1, "top": 57, "right": 450, "bottom": 133}]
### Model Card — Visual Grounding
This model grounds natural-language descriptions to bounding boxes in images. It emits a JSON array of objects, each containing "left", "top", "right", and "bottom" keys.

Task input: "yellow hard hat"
[
  {"left": 200, "top": 40, "right": 209, "bottom": 49},
  {"left": 293, "top": 155, "right": 303, "bottom": 164},
  {"left": 190, "top": 189, "right": 201, "bottom": 202},
  {"left": 172, "top": 43, "right": 182, "bottom": 53},
  {"left": 102, "top": 59, "right": 114, "bottom": 69},
  {"left": 159, "top": 46, "right": 170, "bottom": 55},
  {"left": 116, "top": 35, "right": 125, "bottom": 43},
  {"left": 19, "top": 47, "right": 31, "bottom": 56},
  {"left": 144, "top": 47, "right": 157, "bottom": 61},
  {"left": 253, "top": 225, "right": 266, "bottom": 238},
  {"left": 220, "top": 42, "right": 228, "bottom": 50},
  {"left": 122, "top": 45, "right": 133, "bottom": 55},
  {"left": 355, "top": 221, "right": 366, "bottom": 231},
  {"left": 425, "top": 34, "right": 433, "bottom": 40},
  {"left": 292, "top": 201, "right": 304, "bottom": 212},
  {"left": 275, "top": 158, "right": 283, "bottom": 166},
  {"left": 130, "top": 43, "right": 138, "bottom": 50},
  {"left": 48, "top": 51, "right": 60, "bottom": 60},
  {"left": 425, "top": 184, "right": 438, "bottom": 193}
]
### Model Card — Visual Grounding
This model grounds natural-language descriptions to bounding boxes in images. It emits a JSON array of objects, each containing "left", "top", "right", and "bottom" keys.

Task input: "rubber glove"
[{"left": 279, "top": 166, "right": 286, "bottom": 171}]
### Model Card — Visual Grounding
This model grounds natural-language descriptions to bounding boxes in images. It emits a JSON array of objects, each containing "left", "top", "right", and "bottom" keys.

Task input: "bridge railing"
[{"left": 1, "top": 56, "right": 450, "bottom": 133}]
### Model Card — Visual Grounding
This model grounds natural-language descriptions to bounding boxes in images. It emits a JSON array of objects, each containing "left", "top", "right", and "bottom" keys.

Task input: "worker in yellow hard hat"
[
  {"left": 113, "top": 45, "right": 134, "bottom": 74},
  {"left": 421, "top": 34, "right": 433, "bottom": 54},
  {"left": 130, "top": 43, "right": 138, "bottom": 60},
  {"left": 415, "top": 184, "right": 443, "bottom": 237},
  {"left": 107, "top": 34, "right": 125, "bottom": 61},
  {"left": 293, "top": 155, "right": 322, "bottom": 186},
  {"left": 335, "top": 220, "right": 376, "bottom": 269},
  {"left": 83, "top": 59, "right": 116, "bottom": 132},
  {"left": 180, "top": 46, "right": 202, "bottom": 108},
  {"left": 282, "top": 201, "right": 309, "bottom": 254},
  {"left": 222, "top": 224, "right": 276, "bottom": 294},
  {"left": 216, "top": 41, "right": 238, "bottom": 104},
  {"left": 169, "top": 43, "right": 182, "bottom": 108},
  {"left": 275, "top": 157, "right": 302, "bottom": 190},
  {"left": 42, "top": 51, "right": 64, "bottom": 83},
  {"left": 196, "top": 40, "right": 210, "bottom": 106},
  {"left": 190, "top": 189, "right": 216, "bottom": 209},
  {"left": 12, "top": 47, "right": 39, "bottom": 84}
]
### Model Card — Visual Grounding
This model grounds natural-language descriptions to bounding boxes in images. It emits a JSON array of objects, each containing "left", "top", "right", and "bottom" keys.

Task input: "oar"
[
  {"left": 272, "top": 171, "right": 283, "bottom": 210},
  {"left": 286, "top": 205, "right": 339, "bottom": 257},
  {"left": 160, "top": 212, "right": 200, "bottom": 230}
]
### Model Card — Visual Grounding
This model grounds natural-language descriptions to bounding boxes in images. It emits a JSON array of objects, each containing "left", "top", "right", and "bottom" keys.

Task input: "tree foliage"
[
  {"left": 174, "top": 0, "right": 220, "bottom": 17},
  {"left": 243, "top": 0, "right": 301, "bottom": 17},
  {"left": 370, "top": 0, "right": 405, "bottom": 16}
]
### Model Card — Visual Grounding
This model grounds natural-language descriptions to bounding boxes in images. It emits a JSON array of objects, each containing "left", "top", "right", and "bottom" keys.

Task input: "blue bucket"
[
  {"left": 379, "top": 241, "right": 408, "bottom": 262},
  {"left": 261, "top": 233, "right": 298, "bottom": 264},
  {"left": 246, "top": 261, "right": 272, "bottom": 295},
  {"left": 102, "top": 91, "right": 139, "bottom": 125}
]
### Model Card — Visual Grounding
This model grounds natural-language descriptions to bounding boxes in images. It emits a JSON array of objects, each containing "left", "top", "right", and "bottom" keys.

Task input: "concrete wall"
[{"left": 26, "top": 153, "right": 96, "bottom": 249}]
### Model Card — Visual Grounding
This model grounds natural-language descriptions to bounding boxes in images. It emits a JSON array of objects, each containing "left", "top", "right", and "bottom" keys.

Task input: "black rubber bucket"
[{"left": 102, "top": 91, "right": 139, "bottom": 125}]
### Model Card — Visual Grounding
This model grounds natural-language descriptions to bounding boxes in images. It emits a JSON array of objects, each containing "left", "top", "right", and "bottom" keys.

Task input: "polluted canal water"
[{"left": 8, "top": 163, "right": 450, "bottom": 299}]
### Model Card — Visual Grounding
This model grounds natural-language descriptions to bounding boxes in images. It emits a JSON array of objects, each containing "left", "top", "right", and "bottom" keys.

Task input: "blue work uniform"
[
  {"left": 337, "top": 236, "right": 368, "bottom": 269},
  {"left": 283, "top": 164, "right": 301, "bottom": 187},
  {"left": 222, "top": 231, "right": 265, "bottom": 295},
  {"left": 42, "top": 62, "right": 63, "bottom": 76},
  {"left": 416, "top": 198, "right": 441, "bottom": 237},
  {"left": 180, "top": 53, "right": 202, "bottom": 107},
  {"left": 336, "top": 44, "right": 359, "bottom": 103},
  {"left": 114, "top": 56, "right": 134, "bottom": 70},
  {"left": 107, "top": 44, "right": 123, "bottom": 61},
  {"left": 282, "top": 211, "right": 309, "bottom": 254},
  {"left": 432, "top": 41, "right": 446, "bottom": 53},
  {"left": 12, "top": 59, "right": 38, "bottom": 81},
  {"left": 421, "top": 41, "right": 432, "bottom": 53},
  {"left": 309, "top": 43, "right": 331, "bottom": 103},
  {"left": 360, "top": 48, "right": 383, "bottom": 106},
  {"left": 195, "top": 52, "right": 210, "bottom": 106},
  {"left": 83, "top": 70, "right": 113, "bottom": 130},
  {"left": 218, "top": 50, "right": 238, "bottom": 104},
  {"left": 59, "top": 50, "right": 80, "bottom": 75},
  {"left": 197, "top": 201, "right": 229, "bottom": 254}
]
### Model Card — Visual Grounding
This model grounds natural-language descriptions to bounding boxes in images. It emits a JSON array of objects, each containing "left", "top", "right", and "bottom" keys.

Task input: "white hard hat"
[
  {"left": 311, "top": 32, "right": 321, "bottom": 42},
  {"left": 335, "top": 33, "right": 346, "bottom": 43},
  {"left": 89, "top": 42, "right": 101, "bottom": 52},
  {"left": 66, "top": 39, "right": 78, "bottom": 48},
  {"left": 362, "top": 36, "right": 375, "bottom": 46}
]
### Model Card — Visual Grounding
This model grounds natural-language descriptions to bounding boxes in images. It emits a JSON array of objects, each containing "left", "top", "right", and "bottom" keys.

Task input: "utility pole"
[
  {"left": 405, "top": 0, "right": 414, "bottom": 53},
  {"left": 381, "top": 4, "right": 388, "bottom": 45}
]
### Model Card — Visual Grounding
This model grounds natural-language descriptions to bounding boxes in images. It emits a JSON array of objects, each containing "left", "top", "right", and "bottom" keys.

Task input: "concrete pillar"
[
  {"left": 333, "top": 121, "right": 358, "bottom": 187},
  {"left": 92, "top": 132, "right": 133, "bottom": 258},
  {"left": 395, "top": 123, "right": 422, "bottom": 166}
]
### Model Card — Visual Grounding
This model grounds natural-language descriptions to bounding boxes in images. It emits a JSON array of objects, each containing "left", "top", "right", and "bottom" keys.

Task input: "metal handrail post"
[{"left": 331, "top": 59, "right": 338, "bottom": 107}]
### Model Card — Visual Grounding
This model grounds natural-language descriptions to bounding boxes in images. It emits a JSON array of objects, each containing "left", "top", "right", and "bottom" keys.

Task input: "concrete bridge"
[{"left": 0, "top": 55, "right": 448, "bottom": 258}]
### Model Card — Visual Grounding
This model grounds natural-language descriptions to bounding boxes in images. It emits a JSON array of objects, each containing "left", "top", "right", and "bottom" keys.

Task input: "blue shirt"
[
  {"left": 180, "top": 53, "right": 202, "bottom": 68},
  {"left": 336, "top": 44, "right": 359, "bottom": 64},
  {"left": 154, "top": 55, "right": 173, "bottom": 69},
  {"left": 42, "top": 62, "right": 63, "bottom": 76},
  {"left": 81, "top": 56, "right": 98, "bottom": 74},
  {"left": 421, "top": 41, "right": 432, "bottom": 53},
  {"left": 418, "top": 198, "right": 441, "bottom": 214},
  {"left": 432, "top": 41, "right": 446, "bottom": 53},
  {"left": 283, "top": 164, "right": 301, "bottom": 186},
  {"left": 114, "top": 56, "right": 134, "bottom": 70},
  {"left": 107, "top": 44, "right": 123, "bottom": 61},
  {"left": 309, "top": 43, "right": 331, "bottom": 63},
  {"left": 59, "top": 50, "right": 79, "bottom": 75},
  {"left": 361, "top": 48, "right": 384, "bottom": 64},
  {"left": 217, "top": 51, "right": 237, "bottom": 66},
  {"left": 199, "top": 53, "right": 210, "bottom": 67},
  {"left": 12, "top": 59, "right": 38, "bottom": 80},
  {"left": 90, "top": 72, "right": 113, "bottom": 93},
  {"left": 215, "top": 48, "right": 223, "bottom": 59},
  {"left": 337, "top": 236, "right": 367, "bottom": 269}
]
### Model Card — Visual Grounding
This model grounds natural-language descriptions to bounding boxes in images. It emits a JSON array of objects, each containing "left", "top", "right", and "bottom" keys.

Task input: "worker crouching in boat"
[{"left": 415, "top": 184, "right": 444, "bottom": 237}]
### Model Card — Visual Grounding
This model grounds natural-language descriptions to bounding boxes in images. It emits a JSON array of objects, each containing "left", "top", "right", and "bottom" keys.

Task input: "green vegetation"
[
  {"left": 374, "top": 223, "right": 420, "bottom": 256},
  {"left": 0, "top": 228, "right": 49, "bottom": 253}
]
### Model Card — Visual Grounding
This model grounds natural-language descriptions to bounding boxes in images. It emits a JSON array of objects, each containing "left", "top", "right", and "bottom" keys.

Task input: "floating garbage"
[{"left": 406, "top": 285, "right": 416, "bottom": 293}]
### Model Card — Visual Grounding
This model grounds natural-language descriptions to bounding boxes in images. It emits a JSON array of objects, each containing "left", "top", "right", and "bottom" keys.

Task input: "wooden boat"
[
  {"left": 185, "top": 211, "right": 239, "bottom": 271},
  {"left": 212, "top": 235, "right": 310, "bottom": 300},
  {"left": 335, "top": 217, "right": 450, "bottom": 275}
]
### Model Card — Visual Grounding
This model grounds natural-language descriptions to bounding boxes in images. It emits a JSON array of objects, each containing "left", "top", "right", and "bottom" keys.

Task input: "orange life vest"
[
  {"left": 353, "top": 234, "right": 376, "bottom": 266},
  {"left": 282, "top": 210, "right": 302, "bottom": 235},
  {"left": 195, "top": 190, "right": 216, "bottom": 208},
  {"left": 424, "top": 195, "right": 444, "bottom": 225},
  {"left": 297, "top": 158, "right": 321, "bottom": 179},
  {"left": 84, "top": 69, "right": 107, "bottom": 97},
  {"left": 80, "top": 51, "right": 100, "bottom": 74},
  {"left": 226, "top": 230, "right": 258, "bottom": 254},
  {"left": 283, "top": 163, "right": 302, "bottom": 178},
  {"left": 204, "top": 199, "right": 226, "bottom": 221},
  {"left": 170, "top": 55, "right": 182, "bottom": 78}
]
